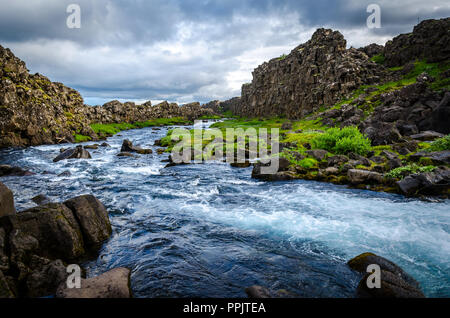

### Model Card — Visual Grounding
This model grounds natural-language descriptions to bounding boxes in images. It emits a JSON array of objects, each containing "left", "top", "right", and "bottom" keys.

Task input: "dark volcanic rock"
[
  {"left": 64, "top": 195, "right": 112, "bottom": 250},
  {"left": 396, "top": 167, "right": 450, "bottom": 196},
  {"left": 0, "top": 182, "right": 15, "bottom": 217},
  {"left": 348, "top": 253, "right": 425, "bottom": 298},
  {"left": 245, "top": 285, "right": 271, "bottom": 298},
  {"left": 384, "top": 18, "right": 450, "bottom": 67},
  {"left": 53, "top": 146, "right": 92, "bottom": 163},
  {"left": 31, "top": 194, "right": 50, "bottom": 206},
  {"left": 0, "top": 165, "right": 34, "bottom": 177},
  {"left": 236, "top": 28, "right": 384, "bottom": 119},
  {"left": 409, "top": 151, "right": 450, "bottom": 165},
  {"left": 121, "top": 139, "right": 152, "bottom": 154}
]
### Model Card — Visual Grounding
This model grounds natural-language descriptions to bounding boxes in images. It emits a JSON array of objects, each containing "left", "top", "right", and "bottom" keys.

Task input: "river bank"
[{"left": 1, "top": 121, "right": 449, "bottom": 297}]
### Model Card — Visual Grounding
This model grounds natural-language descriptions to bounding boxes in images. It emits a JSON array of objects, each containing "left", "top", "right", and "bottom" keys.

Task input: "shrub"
[
  {"left": 386, "top": 164, "right": 436, "bottom": 179},
  {"left": 428, "top": 135, "right": 450, "bottom": 152},
  {"left": 311, "top": 126, "right": 371, "bottom": 156},
  {"left": 370, "top": 54, "right": 385, "bottom": 65},
  {"left": 298, "top": 158, "right": 318, "bottom": 169}
]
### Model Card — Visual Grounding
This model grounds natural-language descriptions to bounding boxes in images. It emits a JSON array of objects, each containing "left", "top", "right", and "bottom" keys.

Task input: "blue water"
[{"left": 0, "top": 122, "right": 449, "bottom": 297}]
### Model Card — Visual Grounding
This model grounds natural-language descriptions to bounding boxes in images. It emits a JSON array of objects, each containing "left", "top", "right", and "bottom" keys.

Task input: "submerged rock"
[
  {"left": 53, "top": 146, "right": 92, "bottom": 163},
  {"left": 56, "top": 267, "right": 132, "bottom": 298},
  {"left": 348, "top": 253, "right": 425, "bottom": 298},
  {"left": 31, "top": 194, "right": 51, "bottom": 206},
  {"left": 0, "top": 165, "right": 34, "bottom": 177}
]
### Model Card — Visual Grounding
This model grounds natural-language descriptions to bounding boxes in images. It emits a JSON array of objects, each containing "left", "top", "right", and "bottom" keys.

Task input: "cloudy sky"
[{"left": 1, "top": 0, "right": 449, "bottom": 105}]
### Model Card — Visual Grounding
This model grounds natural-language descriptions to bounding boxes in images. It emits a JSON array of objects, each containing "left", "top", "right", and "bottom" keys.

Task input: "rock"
[
  {"left": 409, "top": 151, "right": 450, "bottom": 165},
  {"left": 121, "top": 139, "right": 152, "bottom": 154},
  {"left": 387, "top": 158, "right": 403, "bottom": 170},
  {"left": 355, "top": 157, "right": 371, "bottom": 167},
  {"left": 381, "top": 150, "right": 398, "bottom": 160},
  {"left": 251, "top": 162, "right": 296, "bottom": 181},
  {"left": 396, "top": 168, "right": 450, "bottom": 196},
  {"left": 281, "top": 122, "right": 293, "bottom": 130},
  {"left": 0, "top": 228, "right": 8, "bottom": 271},
  {"left": 0, "top": 270, "right": 14, "bottom": 298},
  {"left": 56, "top": 267, "right": 132, "bottom": 298},
  {"left": 64, "top": 195, "right": 112, "bottom": 250},
  {"left": 31, "top": 194, "right": 51, "bottom": 206},
  {"left": 16, "top": 203, "right": 85, "bottom": 260},
  {"left": 324, "top": 167, "right": 339, "bottom": 175},
  {"left": 370, "top": 156, "right": 385, "bottom": 164},
  {"left": 100, "top": 142, "right": 110, "bottom": 147},
  {"left": 305, "top": 149, "right": 329, "bottom": 161},
  {"left": 84, "top": 144, "right": 99, "bottom": 150},
  {"left": 245, "top": 285, "right": 271, "bottom": 298},
  {"left": 58, "top": 171, "right": 71, "bottom": 177},
  {"left": 278, "top": 157, "right": 291, "bottom": 171},
  {"left": 53, "top": 146, "right": 92, "bottom": 163},
  {"left": 0, "top": 182, "right": 15, "bottom": 217},
  {"left": 156, "top": 148, "right": 165, "bottom": 155},
  {"left": 410, "top": 131, "right": 444, "bottom": 141},
  {"left": 230, "top": 162, "right": 252, "bottom": 168},
  {"left": 347, "top": 169, "right": 383, "bottom": 184},
  {"left": 117, "top": 152, "right": 135, "bottom": 157},
  {"left": 25, "top": 258, "right": 68, "bottom": 298},
  {"left": 327, "top": 155, "right": 349, "bottom": 167},
  {"left": 0, "top": 165, "right": 34, "bottom": 177},
  {"left": 348, "top": 253, "right": 424, "bottom": 298}
]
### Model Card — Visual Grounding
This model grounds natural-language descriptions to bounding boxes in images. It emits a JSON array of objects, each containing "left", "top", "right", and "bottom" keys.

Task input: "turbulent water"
[{"left": 0, "top": 121, "right": 449, "bottom": 298}]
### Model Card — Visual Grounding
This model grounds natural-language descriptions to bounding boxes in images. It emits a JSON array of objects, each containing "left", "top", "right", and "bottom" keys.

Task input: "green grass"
[
  {"left": 90, "top": 117, "right": 191, "bottom": 136},
  {"left": 370, "top": 54, "right": 385, "bottom": 65},
  {"left": 74, "top": 134, "right": 92, "bottom": 143}
]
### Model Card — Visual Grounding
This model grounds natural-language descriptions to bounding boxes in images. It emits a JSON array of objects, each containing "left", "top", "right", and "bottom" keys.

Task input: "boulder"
[
  {"left": 348, "top": 253, "right": 424, "bottom": 298},
  {"left": 53, "top": 146, "right": 92, "bottom": 163},
  {"left": 327, "top": 155, "right": 349, "bottom": 167},
  {"left": 0, "top": 165, "right": 34, "bottom": 177},
  {"left": 117, "top": 152, "right": 135, "bottom": 157},
  {"left": 121, "top": 140, "right": 152, "bottom": 154},
  {"left": 347, "top": 169, "right": 383, "bottom": 184},
  {"left": 31, "top": 194, "right": 51, "bottom": 206},
  {"left": 396, "top": 168, "right": 450, "bottom": 196},
  {"left": 0, "top": 182, "right": 15, "bottom": 217},
  {"left": 0, "top": 271, "right": 14, "bottom": 298},
  {"left": 410, "top": 131, "right": 444, "bottom": 141},
  {"left": 84, "top": 144, "right": 99, "bottom": 150},
  {"left": 15, "top": 203, "right": 85, "bottom": 260},
  {"left": 245, "top": 285, "right": 271, "bottom": 298},
  {"left": 25, "top": 258, "right": 68, "bottom": 298},
  {"left": 251, "top": 162, "right": 296, "bottom": 181},
  {"left": 306, "top": 149, "right": 329, "bottom": 161},
  {"left": 56, "top": 267, "right": 132, "bottom": 298},
  {"left": 64, "top": 195, "right": 112, "bottom": 250},
  {"left": 409, "top": 151, "right": 450, "bottom": 165},
  {"left": 230, "top": 162, "right": 252, "bottom": 168}
]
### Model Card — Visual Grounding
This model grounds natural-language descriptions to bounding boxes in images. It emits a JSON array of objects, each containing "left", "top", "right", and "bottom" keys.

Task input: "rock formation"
[
  {"left": 0, "top": 184, "right": 113, "bottom": 297},
  {"left": 234, "top": 28, "right": 385, "bottom": 119}
]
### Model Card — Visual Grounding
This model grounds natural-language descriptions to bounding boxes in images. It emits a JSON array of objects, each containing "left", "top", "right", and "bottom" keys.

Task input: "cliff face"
[
  {"left": 0, "top": 45, "right": 96, "bottom": 147},
  {"left": 237, "top": 29, "right": 385, "bottom": 119},
  {"left": 384, "top": 18, "right": 450, "bottom": 67}
]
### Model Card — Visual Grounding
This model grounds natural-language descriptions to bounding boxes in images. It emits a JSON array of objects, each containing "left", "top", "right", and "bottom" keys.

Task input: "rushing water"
[{"left": 0, "top": 121, "right": 449, "bottom": 298}]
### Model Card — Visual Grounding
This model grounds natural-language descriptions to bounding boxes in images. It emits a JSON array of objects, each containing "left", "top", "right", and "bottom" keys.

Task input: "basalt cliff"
[{"left": 0, "top": 46, "right": 215, "bottom": 148}]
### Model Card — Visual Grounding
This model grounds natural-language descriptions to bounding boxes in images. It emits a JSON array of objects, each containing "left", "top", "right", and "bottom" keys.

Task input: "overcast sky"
[{"left": 1, "top": 0, "right": 449, "bottom": 105}]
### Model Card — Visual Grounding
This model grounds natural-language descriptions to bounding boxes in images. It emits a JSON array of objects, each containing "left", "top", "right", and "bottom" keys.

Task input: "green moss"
[
  {"left": 428, "top": 134, "right": 450, "bottom": 151},
  {"left": 74, "top": 134, "right": 92, "bottom": 143},
  {"left": 386, "top": 164, "right": 436, "bottom": 179},
  {"left": 370, "top": 54, "right": 385, "bottom": 65}
]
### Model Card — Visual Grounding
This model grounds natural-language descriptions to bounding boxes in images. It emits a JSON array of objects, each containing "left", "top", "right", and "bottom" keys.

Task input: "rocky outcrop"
[
  {"left": 0, "top": 182, "right": 15, "bottom": 217},
  {"left": 348, "top": 253, "right": 425, "bottom": 298},
  {"left": 0, "top": 187, "right": 112, "bottom": 297},
  {"left": 358, "top": 43, "right": 384, "bottom": 58},
  {"left": 384, "top": 18, "right": 450, "bottom": 67},
  {"left": 235, "top": 28, "right": 385, "bottom": 119},
  {"left": 0, "top": 165, "right": 34, "bottom": 177},
  {"left": 0, "top": 45, "right": 97, "bottom": 147},
  {"left": 56, "top": 267, "right": 132, "bottom": 298},
  {"left": 360, "top": 78, "right": 449, "bottom": 145}
]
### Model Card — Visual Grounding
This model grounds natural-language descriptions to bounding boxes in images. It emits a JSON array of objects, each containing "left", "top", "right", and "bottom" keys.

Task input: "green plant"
[
  {"left": 386, "top": 164, "right": 436, "bottom": 179},
  {"left": 74, "top": 134, "right": 91, "bottom": 143},
  {"left": 311, "top": 126, "right": 371, "bottom": 156},
  {"left": 428, "top": 135, "right": 450, "bottom": 152},
  {"left": 298, "top": 157, "right": 318, "bottom": 169},
  {"left": 370, "top": 54, "right": 385, "bottom": 65}
]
